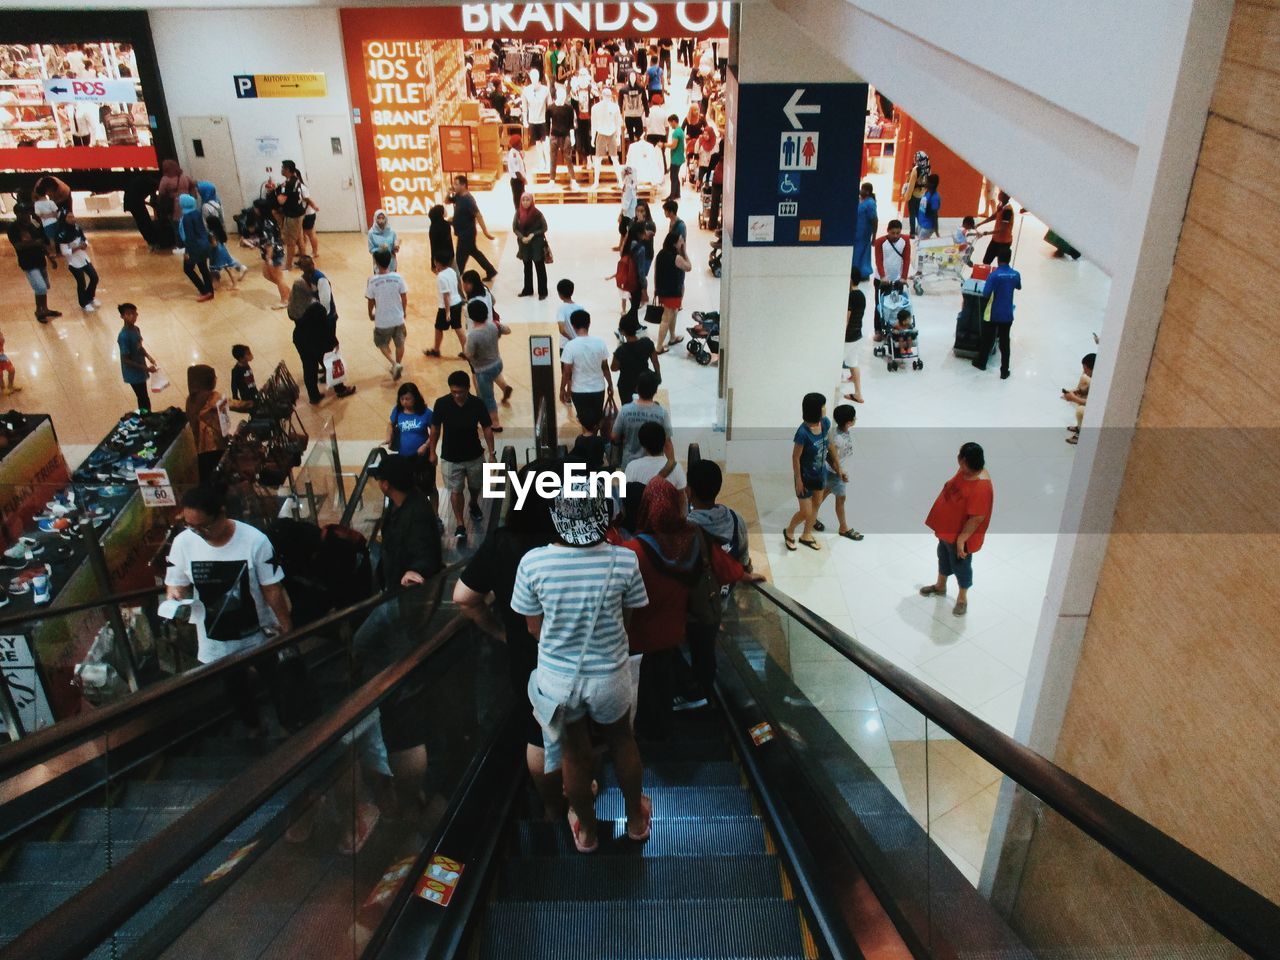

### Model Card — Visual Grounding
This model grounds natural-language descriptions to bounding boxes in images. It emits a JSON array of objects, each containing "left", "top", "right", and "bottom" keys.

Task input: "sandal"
[
  {"left": 919, "top": 585, "right": 945, "bottom": 598},
  {"left": 492, "top": 426, "right": 504, "bottom": 433},
  {"left": 338, "top": 802, "right": 381, "bottom": 856},
  {"left": 783, "top": 531, "right": 797, "bottom": 551},
  {"left": 626, "top": 795, "right": 653, "bottom": 842},
  {"left": 839, "top": 529, "right": 864, "bottom": 541},
  {"left": 423, "top": 349, "right": 441, "bottom": 357},
  {"left": 812, "top": 520, "right": 825, "bottom": 532},
  {"left": 668, "top": 336, "right": 685, "bottom": 347},
  {"left": 797, "top": 538, "right": 821, "bottom": 551},
  {"left": 567, "top": 808, "right": 599, "bottom": 853},
  {"left": 501, "top": 385, "right": 514, "bottom": 403},
  {"left": 1065, "top": 435, "right": 1078, "bottom": 445}
]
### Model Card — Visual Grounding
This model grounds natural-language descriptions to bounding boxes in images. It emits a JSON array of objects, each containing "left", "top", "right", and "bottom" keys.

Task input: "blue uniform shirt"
[{"left": 984, "top": 264, "right": 1022, "bottom": 324}]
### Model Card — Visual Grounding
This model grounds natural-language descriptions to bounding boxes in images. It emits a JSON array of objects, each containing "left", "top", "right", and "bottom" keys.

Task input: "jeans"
[
  {"left": 474, "top": 360, "right": 503, "bottom": 412},
  {"left": 68, "top": 262, "right": 99, "bottom": 307},
  {"left": 936, "top": 539, "right": 973, "bottom": 590},
  {"left": 975, "top": 321, "right": 1012, "bottom": 375},
  {"left": 455, "top": 234, "right": 496, "bottom": 277},
  {"left": 128, "top": 380, "right": 151, "bottom": 413},
  {"left": 23, "top": 267, "right": 49, "bottom": 296},
  {"left": 183, "top": 252, "right": 214, "bottom": 295},
  {"left": 521, "top": 258, "right": 548, "bottom": 297},
  {"left": 550, "top": 135, "right": 575, "bottom": 180},
  {"left": 669, "top": 161, "right": 682, "bottom": 198}
]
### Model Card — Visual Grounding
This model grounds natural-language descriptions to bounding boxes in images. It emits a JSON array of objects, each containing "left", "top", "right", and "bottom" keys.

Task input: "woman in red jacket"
[{"left": 615, "top": 477, "right": 761, "bottom": 737}]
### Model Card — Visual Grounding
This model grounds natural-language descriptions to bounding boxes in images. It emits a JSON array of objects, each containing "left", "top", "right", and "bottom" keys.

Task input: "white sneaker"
[
  {"left": 235, "top": 265, "right": 248, "bottom": 280},
  {"left": 391, "top": 362, "right": 403, "bottom": 380},
  {"left": 270, "top": 302, "right": 287, "bottom": 310},
  {"left": 91, "top": 299, "right": 101, "bottom": 307},
  {"left": 82, "top": 303, "right": 96, "bottom": 313}
]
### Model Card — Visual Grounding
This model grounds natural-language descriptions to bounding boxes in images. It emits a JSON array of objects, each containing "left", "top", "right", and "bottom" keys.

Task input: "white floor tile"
[{"left": 918, "top": 643, "right": 1023, "bottom": 713}]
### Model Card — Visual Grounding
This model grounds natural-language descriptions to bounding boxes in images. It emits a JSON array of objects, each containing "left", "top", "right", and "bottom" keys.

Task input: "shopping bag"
[
  {"left": 643, "top": 303, "right": 665, "bottom": 325},
  {"left": 216, "top": 396, "right": 232, "bottom": 436},
  {"left": 323, "top": 348, "right": 347, "bottom": 387},
  {"left": 149, "top": 368, "right": 170, "bottom": 393}
]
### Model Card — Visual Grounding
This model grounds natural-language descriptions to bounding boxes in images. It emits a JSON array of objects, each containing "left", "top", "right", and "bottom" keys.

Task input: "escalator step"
[
  {"left": 120, "top": 779, "right": 224, "bottom": 809},
  {"left": 514, "top": 816, "right": 767, "bottom": 858},
  {"left": 0, "top": 840, "right": 141, "bottom": 882},
  {"left": 637, "top": 737, "right": 733, "bottom": 762},
  {"left": 160, "top": 756, "right": 253, "bottom": 780},
  {"left": 67, "top": 804, "right": 281, "bottom": 843},
  {"left": 0, "top": 938, "right": 139, "bottom": 959},
  {"left": 496, "top": 854, "right": 784, "bottom": 902},
  {"left": 190, "top": 736, "right": 285, "bottom": 758},
  {"left": 480, "top": 898, "right": 807, "bottom": 960},
  {"left": 594, "top": 786, "right": 754, "bottom": 821},
  {"left": 602, "top": 760, "right": 743, "bottom": 789}
]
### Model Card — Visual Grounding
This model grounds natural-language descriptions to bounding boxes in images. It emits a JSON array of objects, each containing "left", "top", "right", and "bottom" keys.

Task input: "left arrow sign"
[{"left": 782, "top": 88, "right": 820, "bottom": 130}]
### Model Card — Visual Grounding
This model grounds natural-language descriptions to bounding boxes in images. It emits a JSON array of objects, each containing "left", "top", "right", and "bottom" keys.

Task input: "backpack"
[
  {"left": 684, "top": 530, "right": 723, "bottom": 628},
  {"left": 615, "top": 251, "right": 639, "bottom": 291}
]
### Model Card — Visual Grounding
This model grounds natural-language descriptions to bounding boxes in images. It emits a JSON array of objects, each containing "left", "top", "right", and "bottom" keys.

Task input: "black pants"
[
  {"left": 684, "top": 620, "right": 719, "bottom": 699},
  {"left": 183, "top": 253, "right": 213, "bottom": 295},
  {"left": 576, "top": 116, "right": 593, "bottom": 163},
  {"left": 455, "top": 234, "right": 496, "bottom": 277},
  {"left": 570, "top": 390, "right": 605, "bottom": 425},
  {"left": 983, "top": 240, "right": 1012, "bottom": 265},
  {"left": 550, "top": 135, "right": 575, "bottom": 180},
  {"left": 521, "top": 258, "right": 548, "bottom": 297},
  {"left": 975, "top": 322, "right": 1012, "bottom": 375},
  {"left": 669, "top": 162, "right": 682, "bottom": 199},
  {"left": 224, "top": 653, "right": 287, "bottom": 733},
  {"left": 128, "top": 380, "right": 151, "bottom": 413},
  {"left": 197, "top": 449, "right": 224, "bottom": 485},
  {"left": 297, "top": 345, "right": 325, "bottom": 402},
  {"left": 128, "top": 206, "right": 155, "bottom": 246},
  {"left": 708, "top": 182, "right": 722, "bottom": 230},
  {"left": 510, "top": 175, "right": 525, "bottom": 209},
  {"left": 624, "top": 116, "right": 643, "bottom": 142},
  {"left": 68, "top": 262, "right": 99, "bottom": 307},
  {"left": 635, "top": 648, "right": 678, "bottom": 740},
  {"left": 907, "top": 196, "right": 921, "bottom": 237}
]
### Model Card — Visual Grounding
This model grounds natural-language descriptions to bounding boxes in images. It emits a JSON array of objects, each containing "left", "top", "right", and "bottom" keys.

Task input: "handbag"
[
  {"left": 543, "top": 241, "right": 554, "bottom": 265},
  {"left": 600, "top": 393, "right": 619, "bottom": 443},
  {"left": 643, "top": 303, "right": 665, "bottom": 325}
]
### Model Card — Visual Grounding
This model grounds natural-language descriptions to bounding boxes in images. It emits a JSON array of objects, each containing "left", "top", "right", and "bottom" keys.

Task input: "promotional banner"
[{"left": 0, "top": 40, "right": 158, "bottom": 173}]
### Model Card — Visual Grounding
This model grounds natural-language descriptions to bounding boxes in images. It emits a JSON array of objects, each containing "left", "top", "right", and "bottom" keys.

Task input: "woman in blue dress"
[{"left": 853, "top": 181, "right": 878, "bottom": 281}]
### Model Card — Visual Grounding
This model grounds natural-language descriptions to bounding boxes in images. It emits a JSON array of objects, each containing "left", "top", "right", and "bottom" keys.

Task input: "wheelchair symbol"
[{"left": 778, "top": 173, "right": 801, "bottom": 196}]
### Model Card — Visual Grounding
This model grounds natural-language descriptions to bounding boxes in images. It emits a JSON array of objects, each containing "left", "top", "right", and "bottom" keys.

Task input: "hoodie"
[{"left": 688, "top": 504, "right": 749, "bottom": 567}]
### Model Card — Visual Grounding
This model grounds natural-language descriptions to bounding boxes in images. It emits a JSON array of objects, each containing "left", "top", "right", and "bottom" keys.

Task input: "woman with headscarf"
[
  {"left": 367, "top": 211, "right": 400, "bottom": 272},
  {"left": 616, "top": 476, "right": 757, "bottom": 737},
  {"left": 156, "top": 159, "right": 197, "bottom": 251},
  {"left": 185, "top": 364, "right": 227, "bottom": 484},
  {"left": 198, "top": 181, "right": 245, "bottom": 287},
  {"left": 177, "top": 193, "right": 215, "bottom": 301},
  {"left": 428, "top": 204, "right": 454, "bottom": 268},
  {"left": 853, "top": 181, "right": 878, "bottom": 282},
  {"left": 512, "top": 192, "right": 549, "bottom": 300},
  {"left": 900, "top": 150, "right": 930, "bottom": 238}
]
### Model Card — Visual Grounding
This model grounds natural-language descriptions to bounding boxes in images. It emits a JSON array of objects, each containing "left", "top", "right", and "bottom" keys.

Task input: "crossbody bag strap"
[{"left": 564, "top": 546, "right": 617, "bottom": 687}]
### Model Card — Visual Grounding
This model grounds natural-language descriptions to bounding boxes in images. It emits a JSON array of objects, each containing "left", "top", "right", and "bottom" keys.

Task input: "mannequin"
[
  {"left": 547, "top": 84, "right": 578, "bottom": 187},
  {"left": 570, "top": 66, "right": 595, "bottom": 167},
  {"left": 521, "top": 68, "right": 551, "bottom": 169},
  {"left": 590, "top": 87, "right": 623, "bottom": 187}
]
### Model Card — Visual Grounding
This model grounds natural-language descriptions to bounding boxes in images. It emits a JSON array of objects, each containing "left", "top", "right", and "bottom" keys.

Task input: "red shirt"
[
  {"left": 991, "top": 202, "right": 1014, "bottom": 244},
  {"left": 925, "top": 470, "right": 994, "bottom": 552},
  {"left": 593, "top": 51, "right": 613, "bottom": 82}
]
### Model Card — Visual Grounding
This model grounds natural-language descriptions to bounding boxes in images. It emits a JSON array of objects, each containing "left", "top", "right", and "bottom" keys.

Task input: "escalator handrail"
[
  {"left": 0, "top": 584, "right": 165, "bottom": 630},
  {"left": 0, "top": 604, "right": 473, "bottom": 960},
  {"left": 339, "top": 445, "right": 390, "bottom": 528},
  {"left": 0, "top": 445, "right": 519, "bottom": 782},
  {"left": 744, "top": 579, "right": 1280, "bottom": 957}
]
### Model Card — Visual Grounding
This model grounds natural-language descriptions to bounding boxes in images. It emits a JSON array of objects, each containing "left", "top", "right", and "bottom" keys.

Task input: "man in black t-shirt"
[
  {"left": 447, "top": 175, "right": 497, "bottom": 279},
  {"left": 8, "top": 203, "right": 60, "bottom": 322},
  {"left": 843, "top": 276, "right": 866, "bottom": 404},
  {"left": 428, "top": 370, "right": 495, "bottom": 545}
]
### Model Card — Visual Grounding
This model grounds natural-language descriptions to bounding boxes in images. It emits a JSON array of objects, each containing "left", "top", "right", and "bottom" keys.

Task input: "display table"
[{"left": 1, "top": 413, "right": 72, "bottom": 550}]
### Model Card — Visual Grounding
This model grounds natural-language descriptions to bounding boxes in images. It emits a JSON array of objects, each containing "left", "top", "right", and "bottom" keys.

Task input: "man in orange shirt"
[
  {"left": 919, "top": 442, "right": 993, "bottom": 616},
  {"left": 977, "top": 191, "right": 1015, "bottom": 265}
]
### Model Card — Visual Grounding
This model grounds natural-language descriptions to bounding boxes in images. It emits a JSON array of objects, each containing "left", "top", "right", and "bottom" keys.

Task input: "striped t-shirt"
[{"left": 511, "top": 543, "right": 648, "bottom": 678}]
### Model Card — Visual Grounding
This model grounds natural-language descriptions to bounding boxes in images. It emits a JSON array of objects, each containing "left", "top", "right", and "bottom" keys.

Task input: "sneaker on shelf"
[{"left": 672, "top": 695, "right": 708, "bottom": 712}]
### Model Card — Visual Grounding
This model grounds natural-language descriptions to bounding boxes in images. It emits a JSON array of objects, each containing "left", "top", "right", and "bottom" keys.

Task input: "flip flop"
[
  {"left": 783, "top": 532, "right": 797, "bottom": 551},
  {"left": 567, "top": 808, "right": 599, "bottom": 853},
  {"left": 812, "top": 520, "right": 825, "bottom": 532},
  {"left": 668, "top": 336, "right": 685, "bottom": 346},
  {"left": 798, "top": 538, "right": 821, "bottom": 551},
  {"left": 626, "top": 795, "right": 653, "bottom": 842},
  {"left": 839, "top": 529, "right": 864, "bottom": 541}
]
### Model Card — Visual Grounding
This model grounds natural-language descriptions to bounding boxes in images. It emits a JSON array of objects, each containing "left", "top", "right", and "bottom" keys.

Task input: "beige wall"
[{"left": 1024, "top": 0, "right": 1280, "bottom": 914}]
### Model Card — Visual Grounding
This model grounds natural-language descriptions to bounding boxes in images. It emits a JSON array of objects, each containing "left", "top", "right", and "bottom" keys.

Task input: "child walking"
[
  {"left": 56, "top": 213, "right": 99, "bottom": 313},
  {"left": 816, "top": 404, "right": 863, "bottom": 541},
  {"left": 230, "top": 344, "right": 258, "bottom": 410}
]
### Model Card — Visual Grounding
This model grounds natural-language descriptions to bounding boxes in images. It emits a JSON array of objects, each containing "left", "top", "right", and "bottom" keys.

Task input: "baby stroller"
[
  {"left": 872, "top": 284, "right": 923, "bottom": 371},
  {"left": 687, "top": 311, "right": 720, "bottom": 365},
  {"left": 708, "top": 233, "right": 722, "bottom": 277},
  {"left": 697, "top": 181, "right": 714, "bottom": 230}
]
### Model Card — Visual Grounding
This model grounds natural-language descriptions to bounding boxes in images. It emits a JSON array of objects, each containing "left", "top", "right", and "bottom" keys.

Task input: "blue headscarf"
[
  {"left": 197, "top": 181, "right": 219, "bottom": 204},
  {"left": 177, "top": 193, "right": 207, "bottom": 248}
]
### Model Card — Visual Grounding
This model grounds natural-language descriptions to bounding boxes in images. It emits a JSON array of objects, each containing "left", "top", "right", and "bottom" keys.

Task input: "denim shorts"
[
  {"left": 529, "top": 665, "right": 632, "bottom": 773},
  {"left": 936, "top": 539, "right": 974, "bottom": 590},
  {"left": 473, "top": 360, "right": 503, "bottom": 412},
  {"left": 24, "top": 267, "right": 49, "bottom": 295},
  {"left": 824, "top": 471, "right": 846, "bottom": 497}
]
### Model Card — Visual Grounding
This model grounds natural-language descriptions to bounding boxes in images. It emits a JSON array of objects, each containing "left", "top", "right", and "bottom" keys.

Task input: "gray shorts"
[
  {"left": 528, "top": 665, "right": 632, "bottom": 772},
  {"left": 594, "top": 133, "right": 619, "bottom": 159},
  {"left": 440, "top": 456, "right": 483, "bottom": 493},
  {"left": 373, "top": 324, "right": 406, "bottom": 349}
]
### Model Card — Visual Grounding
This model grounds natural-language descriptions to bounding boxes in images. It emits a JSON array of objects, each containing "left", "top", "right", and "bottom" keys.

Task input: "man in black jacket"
[{"left": 372, "top": 455, "right": 442, "bottom": 590}]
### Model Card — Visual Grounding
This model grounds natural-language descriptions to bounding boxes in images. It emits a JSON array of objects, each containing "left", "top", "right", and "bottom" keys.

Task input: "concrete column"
[{"left": 720, "top": 3, "right": 863, "bottom": 471}]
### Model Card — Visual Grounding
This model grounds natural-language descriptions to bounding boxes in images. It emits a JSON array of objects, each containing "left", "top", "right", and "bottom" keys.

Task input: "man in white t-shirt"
[
  {"left": 624, "top": 420, "right": 687, "bottom": 511},
  {"left": 426, "top": 252, "right": 465, "bottom": 359},
  {"left": 554, "top": 277, "right": 580, "bottom": 351},
  {"left": 366, "top": 247, "right": 408, "bottom": 380},
  {"left": 558, "top": 309, "right": 613, "bottom": 426},
  {"left": 164, "top": 486, "right": 291, "bottom": 733},
  {"left": 590, "top": 88, "right": 623, "bottom": 187}
]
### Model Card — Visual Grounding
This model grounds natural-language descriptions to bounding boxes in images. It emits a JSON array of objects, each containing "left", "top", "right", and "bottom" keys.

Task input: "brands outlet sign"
[{"left": 460, "top": 3, "right": 732, "bottom": 34}]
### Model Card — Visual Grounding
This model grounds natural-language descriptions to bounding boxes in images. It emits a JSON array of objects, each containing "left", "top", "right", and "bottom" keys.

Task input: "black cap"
[{"left": 370, "top": 455, "right": 416, "bottom": 492}]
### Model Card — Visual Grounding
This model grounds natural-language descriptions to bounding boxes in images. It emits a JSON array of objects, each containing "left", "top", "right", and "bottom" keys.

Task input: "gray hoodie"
[{"left": 688, "top": 504, "right": 749, "bottom": 568}]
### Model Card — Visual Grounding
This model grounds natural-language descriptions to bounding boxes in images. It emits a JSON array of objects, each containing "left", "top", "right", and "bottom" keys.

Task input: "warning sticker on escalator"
[
  {"left": 364, "top": 855, "right": 418, "bottom": 909},
  {"left": 415, "top": 854, "right": 464, "bottom": 906},
  {"left": 749, "top": 722, "right": 774, "bottom": 746}
]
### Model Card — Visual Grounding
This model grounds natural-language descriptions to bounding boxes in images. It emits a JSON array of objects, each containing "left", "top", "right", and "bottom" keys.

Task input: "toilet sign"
[{"left": 733, "top": 83, "right": 866, "bottom": 247}]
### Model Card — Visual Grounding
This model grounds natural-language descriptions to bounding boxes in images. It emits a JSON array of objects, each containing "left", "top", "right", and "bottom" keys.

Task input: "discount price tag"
[{"left": 136, "top": 468, "right": 174, "bottom": 509}]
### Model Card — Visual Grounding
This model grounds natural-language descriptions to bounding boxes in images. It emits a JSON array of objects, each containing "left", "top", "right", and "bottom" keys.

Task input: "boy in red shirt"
[{"left": 920, "top": 442, "right": 993, "bottom": 616}]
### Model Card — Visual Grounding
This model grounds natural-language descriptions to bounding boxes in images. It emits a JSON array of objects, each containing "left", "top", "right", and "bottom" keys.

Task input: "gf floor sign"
[{"left": 733, "top": 83, "right": 866, "bottom": 247}]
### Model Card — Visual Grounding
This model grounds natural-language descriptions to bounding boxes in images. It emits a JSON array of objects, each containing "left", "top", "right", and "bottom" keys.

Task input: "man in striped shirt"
[{"left": 512, "top": 484, "right": 652, "bottom": 852}]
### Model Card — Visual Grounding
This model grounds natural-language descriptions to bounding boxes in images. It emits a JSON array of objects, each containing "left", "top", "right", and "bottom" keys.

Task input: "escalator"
[{"left": 3, "top": 451, "right": 1279, "bottom": 960}]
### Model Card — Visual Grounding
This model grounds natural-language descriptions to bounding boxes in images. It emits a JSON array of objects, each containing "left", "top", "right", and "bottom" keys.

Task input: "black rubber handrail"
[
  {"left": 0, "top": 603, "right": 471, "bottom": 960},
  {"left": 0, "top": 445, "right": 519, "bottom": 779},
  {"left": 0, "top": 584, "right": 164, "bottom": 630},
  {"left": 744, "top": 579, "right": 1280, "bottom": 957},
  {"left": 339, "top": 445, "right": 387, "bottom": 528}
]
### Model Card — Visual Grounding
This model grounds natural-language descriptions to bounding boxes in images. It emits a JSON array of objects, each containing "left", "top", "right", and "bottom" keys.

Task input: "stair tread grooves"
[
  {"left": 514, "top": 817, "right": 767, "bottom": 857},
  {"left": 496, "top": 854, "right": 783, "bottom": 901}
]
